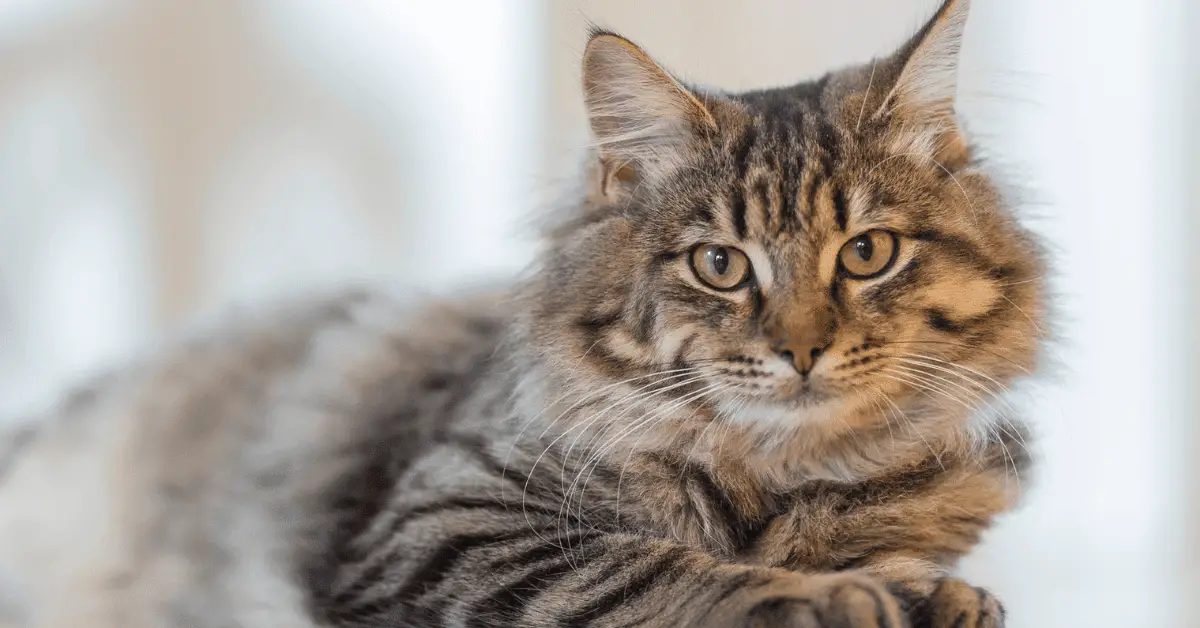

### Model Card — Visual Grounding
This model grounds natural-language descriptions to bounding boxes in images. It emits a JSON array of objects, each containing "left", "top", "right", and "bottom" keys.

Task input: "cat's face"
[{"left": 531, "top": 0, "right": 1045, "bottom": 442}]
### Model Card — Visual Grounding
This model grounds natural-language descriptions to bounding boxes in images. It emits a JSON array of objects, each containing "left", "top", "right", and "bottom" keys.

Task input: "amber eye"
[
  {"left": 838, "top": 230, "right": 899, "bottom": 279},
  {"left": 690, "top": 244, "right": 752, "bottom": 290}
]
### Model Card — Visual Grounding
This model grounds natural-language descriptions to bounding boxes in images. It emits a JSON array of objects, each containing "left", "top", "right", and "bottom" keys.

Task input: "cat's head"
[{"left": 528, "top": 0, "right": 1046, "bottom": 449}]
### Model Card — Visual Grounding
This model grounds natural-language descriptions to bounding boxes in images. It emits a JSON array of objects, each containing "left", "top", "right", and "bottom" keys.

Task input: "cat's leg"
[
  {"left": 889, "top": 577, "right": 1005, "bottom": 628},
  {"left": 862, "top": 557, "right": 1004, "bottom": 628},
  {"left": 748, "top": 435, "right": 1022, "bottom": 628},
  {"left": 749, "top": 504, "right": 1007, "bottom": 628},
  {"left": 326, "top": 525, "right": 907, "bottom": 627}
]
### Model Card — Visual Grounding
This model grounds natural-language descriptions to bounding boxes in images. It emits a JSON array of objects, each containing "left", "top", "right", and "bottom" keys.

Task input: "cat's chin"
[
  {"left": 774, "top": 381, "right": 833, "bottom": 405},
  {"left": 716, "top": 394, "right": 848, "bottom": 432}
]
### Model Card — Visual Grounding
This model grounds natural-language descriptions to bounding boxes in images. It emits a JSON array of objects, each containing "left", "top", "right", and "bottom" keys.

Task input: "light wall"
[
  {"left": 0, "top": 0, "right": 543, "bottom": 416},
  {"left": 1188, "top": 0, "right": 1200, "bottom": 620}
]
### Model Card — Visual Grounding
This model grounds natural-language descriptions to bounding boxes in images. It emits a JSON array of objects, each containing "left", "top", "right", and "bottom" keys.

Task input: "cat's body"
[
  {"left": 0, "top": 287, "right": 1025, "bottom": 628},
  {"left": 0, "top": 291, "right": 511, "bottom": 627},
  {"left": 0, "top": 1, "right": 1045, "bottom": 626}
]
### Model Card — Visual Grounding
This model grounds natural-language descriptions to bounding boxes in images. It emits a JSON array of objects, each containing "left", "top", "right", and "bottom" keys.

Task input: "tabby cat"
[{"left": 0, "top": 0, "right": 1046, "bottom": 626}]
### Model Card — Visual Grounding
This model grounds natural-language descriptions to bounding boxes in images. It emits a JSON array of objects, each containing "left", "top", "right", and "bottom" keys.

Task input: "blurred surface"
[{"left": 0, "top": 0, "right": 1196, "bottom": 626}]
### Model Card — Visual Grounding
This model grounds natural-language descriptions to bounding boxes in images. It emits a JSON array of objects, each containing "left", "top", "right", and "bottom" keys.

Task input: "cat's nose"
[
  {"left": 772, "top": 339, "right": 830, "bottom": 377},
  {"left": 766, "top": 301, "right": 836, "bottom": 377}
]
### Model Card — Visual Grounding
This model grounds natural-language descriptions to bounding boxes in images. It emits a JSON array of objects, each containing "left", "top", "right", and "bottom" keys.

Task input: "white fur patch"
[
  {"left": 741, "top": 243, "right": 774, "bottom": 291},
  {"left": 655, "top": 324, "right": 698, "bottom": 364}
]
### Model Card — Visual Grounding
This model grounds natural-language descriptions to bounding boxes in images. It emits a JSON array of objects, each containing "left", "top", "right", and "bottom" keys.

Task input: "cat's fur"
[{"left": 0, "top": 1, "right": 1046, "bottom": 626}]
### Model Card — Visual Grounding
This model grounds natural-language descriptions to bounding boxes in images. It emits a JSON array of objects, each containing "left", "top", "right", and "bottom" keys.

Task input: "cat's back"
[{"left": 0, "top": 287, "right": 511, "bottom": 628}]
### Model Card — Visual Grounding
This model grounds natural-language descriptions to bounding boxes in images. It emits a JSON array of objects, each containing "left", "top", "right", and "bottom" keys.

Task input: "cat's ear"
[
  {"left": 582, "top": 30, "right": 718, "bottom": 200},
  {"left": 876, "top": 0, "right": 971, "bottom": 163}
]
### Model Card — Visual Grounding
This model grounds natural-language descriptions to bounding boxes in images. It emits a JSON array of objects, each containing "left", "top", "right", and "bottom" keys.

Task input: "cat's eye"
[
  {"left": 690, "top": 244, "right": 751, "bottom": 290},
  {"left": 838, "top": 230, "right": 899, "bottom": 279}
]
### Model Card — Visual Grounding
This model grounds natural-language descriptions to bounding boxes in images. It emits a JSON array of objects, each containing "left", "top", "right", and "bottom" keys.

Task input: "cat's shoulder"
[{"left": 134, "top": 285, "right": 513, "bottom": 382}]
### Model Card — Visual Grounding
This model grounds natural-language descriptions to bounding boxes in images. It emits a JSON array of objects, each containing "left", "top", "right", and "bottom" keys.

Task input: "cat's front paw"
[
  {"left": 713, "top": 571, "right": 907, "bottom": 628},
  {"left": 893, "top": 577, "right": 1004, "bottom": 628}
]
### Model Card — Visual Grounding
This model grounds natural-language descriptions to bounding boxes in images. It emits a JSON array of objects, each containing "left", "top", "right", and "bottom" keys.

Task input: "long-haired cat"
[{"left": 0, "top": 0, "right": 1045, "bottom": 626}]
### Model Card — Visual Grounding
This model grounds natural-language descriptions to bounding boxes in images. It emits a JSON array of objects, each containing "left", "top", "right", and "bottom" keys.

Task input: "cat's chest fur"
[
  {"left": 512, "top": 446, "right": 933, "bottom": 568},
  {"left": 344, "top": 391, "right": 1002, "bottom": 579}
]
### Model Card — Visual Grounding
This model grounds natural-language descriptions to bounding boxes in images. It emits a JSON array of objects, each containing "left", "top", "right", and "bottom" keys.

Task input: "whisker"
[
  {"left": 611, "top": 383, "right": 734, "bottom": 537},
  {"left": 995, "top": 276, "right": 1044, "bottom": 288},
  {"left": 864, "top": 387, "right": 898, "bottom": 452},
  {"left": 889, "top": 364, "right": 988, "bottom": 413},
  {"left": 564, "top": 379, "right": 720, "bottom": 549},
  {"left": 504, "top": 365, "right": 700, "bottom": 482},
  {"left": 575, "top": 381, "right": 729, "bottom": 501},
  {"left": 877, "top": 340, "right": 1032, "bottom": 375},
  {"left": 999, "top": 293, "right": 1047, "bottom": 338},
  {"left": 558, "top": 370, "right": 714, "bottom": 487},
  {"left": 549, "top": 369, "right": 715, "bottom": 486},
  {"left": 871, "top": 379, "right": 944, "bottom": 470},
  {"left": 518, "top": 367, "right": 709, "bottom": 547},
  {"left": 881, "top": 365, "right": 1020, "bottom": 491},
  {"left": 856, "top": 59, "right": 879, "bottom": 133},
  {"left": 889, "top": 353, "right": 1031, "bottom": 453},
  {"left": 866, "top": 150, "right": 979, "bottom": 224},
  {"left": 883, "top": 367, "right": 975, "bottom": 415},
  {"left": 556, "top": 372, "right": 726, "bottom": 535}
]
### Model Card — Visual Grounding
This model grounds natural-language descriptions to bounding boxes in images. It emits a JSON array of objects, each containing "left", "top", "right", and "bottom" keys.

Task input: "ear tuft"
[
  {"left": 582, "top": 32, "right": 716, "bottom": 198},
  {"left": 884, "top": 0, "right": 969, "bottom": 122},
  {"left": 873, "top": 0, "right": 971, "bottom": 164}
]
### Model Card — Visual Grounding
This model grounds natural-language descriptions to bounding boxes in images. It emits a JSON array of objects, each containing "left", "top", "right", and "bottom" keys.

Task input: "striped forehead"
[{"left": 705, "top": 116, "right": 873, "bottom": 247}]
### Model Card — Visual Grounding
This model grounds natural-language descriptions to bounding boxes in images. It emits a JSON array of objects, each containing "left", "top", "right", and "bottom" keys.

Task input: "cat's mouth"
[{"left": 772, "top": 379, "right": 834, "bottom": 408}]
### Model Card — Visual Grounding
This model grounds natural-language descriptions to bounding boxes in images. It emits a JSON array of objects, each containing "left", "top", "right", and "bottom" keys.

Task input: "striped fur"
[{"left": 0, "top": 1, "right": 1045, "bottom": 627}]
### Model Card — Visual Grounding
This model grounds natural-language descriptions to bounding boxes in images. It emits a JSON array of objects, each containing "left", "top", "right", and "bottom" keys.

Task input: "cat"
[{"left": 0, "top": 0, "right": 1046, "bottom": 626}]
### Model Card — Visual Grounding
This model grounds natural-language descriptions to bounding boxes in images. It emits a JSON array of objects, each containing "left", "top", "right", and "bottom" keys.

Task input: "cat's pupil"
[
  {"left": 711, "top": 248, "right": 729, "bottom": 275},
  {"left": 854, "top": 237, "right": 874, "bottom": 261}
]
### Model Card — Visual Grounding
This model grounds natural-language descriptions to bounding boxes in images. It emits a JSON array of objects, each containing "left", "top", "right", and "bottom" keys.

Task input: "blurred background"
[{"left": 0, "top": 0, "right": 1195, "bottom": 625}]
